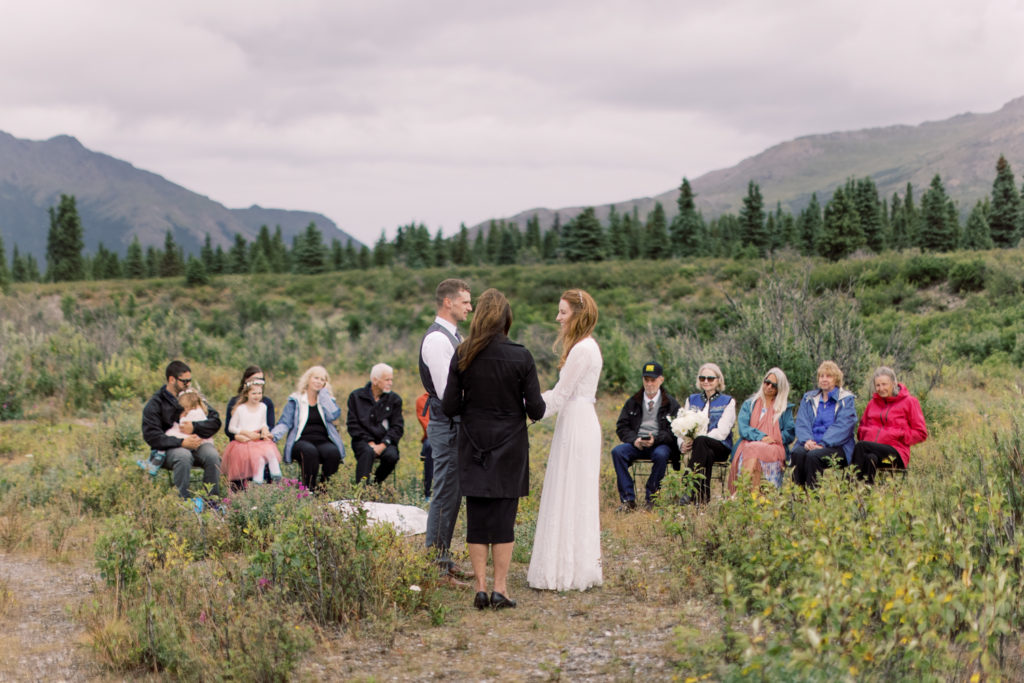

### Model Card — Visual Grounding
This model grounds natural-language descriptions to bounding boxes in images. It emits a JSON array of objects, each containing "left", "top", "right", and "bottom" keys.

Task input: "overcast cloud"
[{"left": 2, "top": 0, "right": 1023, "bottom": 243}]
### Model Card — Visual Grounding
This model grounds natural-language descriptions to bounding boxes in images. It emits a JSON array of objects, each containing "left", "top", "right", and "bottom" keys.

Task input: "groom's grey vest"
[{"left": 418, "top": 322, "right": 460, "bottom": 422}]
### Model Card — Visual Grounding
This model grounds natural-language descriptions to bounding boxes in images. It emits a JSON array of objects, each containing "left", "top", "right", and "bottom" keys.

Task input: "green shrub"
[
  {"left": 903, "top": 254, "right": 948, "bottom": 287},
  {"left": 949, "top": 259, "right": 987, "bottom": 293}
]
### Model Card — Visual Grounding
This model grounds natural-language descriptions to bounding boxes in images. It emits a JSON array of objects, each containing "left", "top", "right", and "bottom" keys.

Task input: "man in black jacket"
[
  {"left": 347, "top": 363, "right": 404, "bottom": 485},
  {"left": 611, "top": 361, "right": 681, "bottom": 511},
  {"left": 141, "top": 360, "right": 222, "bottom": 498}
]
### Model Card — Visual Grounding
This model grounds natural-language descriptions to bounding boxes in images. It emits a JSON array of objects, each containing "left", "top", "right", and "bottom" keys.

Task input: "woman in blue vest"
[
  {"left": 790, "top": 360, "right": 857, "bottom": 488},
  {"left": 680, "top": 362, "right": 736, "bottom": 505}
]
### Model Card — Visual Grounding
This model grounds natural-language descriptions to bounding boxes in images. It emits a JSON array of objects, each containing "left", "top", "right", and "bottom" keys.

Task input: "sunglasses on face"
[
  {"left": 176, "top": 377, "right": 192, "bottom": 386},
  {"left": 698, "top": 376, "right": 717, "bottom": 382},
  {"left": 763, "top": 380, "right": 778, "bottom": 389}
]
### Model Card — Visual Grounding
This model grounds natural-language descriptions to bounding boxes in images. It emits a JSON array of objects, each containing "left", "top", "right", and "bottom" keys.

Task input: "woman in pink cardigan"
[{"left": 851, "top": 366, "right": 928, "bottom": 484}]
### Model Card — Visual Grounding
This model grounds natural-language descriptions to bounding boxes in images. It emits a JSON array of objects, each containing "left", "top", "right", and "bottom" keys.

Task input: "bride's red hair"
[{"left": 555, "top": 289, "right": 598, "bottom": 368}]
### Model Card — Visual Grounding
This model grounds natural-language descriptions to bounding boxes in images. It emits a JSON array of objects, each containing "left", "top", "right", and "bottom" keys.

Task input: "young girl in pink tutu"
[{"left": 221, "top": 380, "right": 282, "bottom": 486}]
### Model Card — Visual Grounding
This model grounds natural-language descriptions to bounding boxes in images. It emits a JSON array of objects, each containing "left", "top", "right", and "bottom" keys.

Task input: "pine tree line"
[{"left": 5, "top": 154, "right": 1024, "bottom": 283}]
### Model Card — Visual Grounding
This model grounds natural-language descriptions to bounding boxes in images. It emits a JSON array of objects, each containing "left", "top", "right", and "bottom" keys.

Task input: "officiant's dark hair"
[
  {"left": 457, "top": 288, "right": 512, "bottom": 371},
  {"left": 555, "top": 288, "right": 598, "bottom": 369}
]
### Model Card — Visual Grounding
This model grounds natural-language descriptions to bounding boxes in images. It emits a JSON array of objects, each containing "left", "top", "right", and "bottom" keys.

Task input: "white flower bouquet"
[{"left": 670, "top": 408, "right": 708, "bottom": 446}]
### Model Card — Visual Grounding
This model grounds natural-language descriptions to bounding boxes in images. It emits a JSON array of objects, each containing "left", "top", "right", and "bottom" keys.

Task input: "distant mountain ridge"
[
  {"left": 483, "top": 96, "right": 1024, "bottom": 232},
  {"left": 0, "top": 131, "right": 362, "bottom": 259}
]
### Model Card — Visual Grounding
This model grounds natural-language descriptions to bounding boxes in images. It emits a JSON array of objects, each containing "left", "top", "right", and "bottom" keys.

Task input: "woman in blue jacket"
[
  {"left": 271, "top": 365, "right": 345, "bottom": 491},
  {"left": 791, "top": 360, "right": 857, "bottom": 489},
  {"left": 726, "top": 367, "right": 794, "bottom": 493},
  {"left": 681, "top": 362, "right": 736, "bottom": 505}
]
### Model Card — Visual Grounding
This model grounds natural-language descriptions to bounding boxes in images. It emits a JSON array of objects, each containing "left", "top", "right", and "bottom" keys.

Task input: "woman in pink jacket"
[{"left": 852, "top": 366, "right": 928, "bottom": 484}]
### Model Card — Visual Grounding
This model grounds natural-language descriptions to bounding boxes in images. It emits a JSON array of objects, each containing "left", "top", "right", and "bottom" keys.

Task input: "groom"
[{"left": 419, "top": 278, "right": 474, "bottom": 583}]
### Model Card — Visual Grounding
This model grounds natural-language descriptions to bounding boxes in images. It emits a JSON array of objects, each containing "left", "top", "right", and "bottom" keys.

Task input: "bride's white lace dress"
[{"left": 527, "top": 336, "right": 603, "bottom": 591}]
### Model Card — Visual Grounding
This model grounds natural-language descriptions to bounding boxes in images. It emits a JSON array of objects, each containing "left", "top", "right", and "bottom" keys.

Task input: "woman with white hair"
[
  {"left": 852, "top": 366, "right": 928, "bottom": 484},
  {"left": 726, "top": 368, "right": 794, "bottom": 493},
  {"left": 271, "top": 365, "right": 345, "bottom": 491},
  {"left": 681, "top": 362, "right": 736, "bottom": 505}
]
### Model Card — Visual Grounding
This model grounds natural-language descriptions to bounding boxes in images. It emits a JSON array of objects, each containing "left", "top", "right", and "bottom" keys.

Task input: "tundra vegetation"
[{"left": 1, "top": 250, "right": 1024, "bottom": 679}]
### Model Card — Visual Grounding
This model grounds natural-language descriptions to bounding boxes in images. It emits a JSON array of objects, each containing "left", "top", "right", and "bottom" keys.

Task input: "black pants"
[
  {"left": 688, "top": 435, "right": 731, "bottom": 504},
  {"left": 790, "top": 443, "right": 845, "bottom": 489},
  {"left": 353, "top": 440, "right": 399, "bottom": 484},
  {"left": 421, "top": 439, "right": 433, "bottom": 497},
  {"left": 851, "top": 441, "right": 904, "bottom": 484},
  {"left": 292, "top": 439, "right": 341, "bottom": 490}
]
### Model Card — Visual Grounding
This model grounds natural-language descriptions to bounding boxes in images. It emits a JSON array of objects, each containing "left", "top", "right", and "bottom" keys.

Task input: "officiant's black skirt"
[{"left": 465, "top": 496, "right": 519, "bottom": 544}]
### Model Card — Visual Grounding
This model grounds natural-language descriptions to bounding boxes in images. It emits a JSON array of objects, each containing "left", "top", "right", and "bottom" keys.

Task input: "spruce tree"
[
  {"left": 485, "top": 221, "right": 502, "bottom": 264},
  {"left": 563, "top": 207, "right": 604, "bottom": 262},
  {"left": 853, "top": 177, "right": 884, "bottom": 251},
  {"left": 989, "top": 155, "right": 1020, "bottom": 247},
  {"left": 471, "top": 230, "right": 486, "bottom": 264},
  {"left": 270, "top": 226, "right": 290, "bottom": 272},
  {"left": 254, "top": 225, "right": 274, "bottom": 268},
  {"left": 670, "top": 178, "right": 704, "bottom": 255},
  {"left": 250, "top": 247, "right": 272, "bottom": 273},
  {"left": 184, "top": 254, "right": 210, "bottom": 287},
  {"left": 344, "top": 240, "right": 357, "bottom": 270},
  {"left": 24, "top": 252, "right": 41, "bottom": 282},
  {"left": 200, "top": 234, "right": 216, "bottom": 273},
  {"left": 795, "top": 194, "right": 822, "bottom": 256},
  {"left": 228, "top": 233, "right": 249, "bottom": 274},
  {"left": 962, "top": 199, "right": 994, "bottom": 250},
  {"left": 919, "top": 174, "right": 958, "bottom": 252},
  {"left": 902, "top": 183, "right": 919, "bottom": 249},
  {"left": 93, "top": 243, "right": 121, "bottom": 279},
  {"left": 818, "top": 186, "right": 863, "bottom": 261},
  {"left": 451, "top": 224, "right": 470, "bottom": 265},
  {"left": 145, "top": 246, "right": 159, "bottom": 277},
  {"left": 525, "top": 215, "right": 541, "bottom": 251},
  {"left": 373, "top": 230, "right": 393, "bottom": 267},
  {"left": 889, "top": 193, "right": 907, "bottom": 251},
  {"left": 0, "top": 232, "right": 9, "bottom": 290},
  {"left": 644, "top": 202, "right": 668, "bottom": 259},
  {"left": 433, "top": 229, "right": 448, "bottom": 267},
  {"left": 357, "top": 245, "right": 371, "bottom": 269},
  {"left": 329, "top": 238, "right": 344, "bottom": 271},
  {"left": 497, "top": 226, "right": 518, "bottom": 265},
  {"left": 293, "top": 222, "right": 327, "bottom": 274},
  {"left": 212, "top": 245, "right": 227, "bottom": 274},
  {"left": 159, "top": 231, "right": 184, "bottom": 277},
  {"left": 739, "top": 181, "right": 768, "bottom": 256},
  {"left": 45, "top": 194, "right": 85, "bottom": 281},
  {"left": 123, "top": 237, "right": 145, "bottom": 278}
]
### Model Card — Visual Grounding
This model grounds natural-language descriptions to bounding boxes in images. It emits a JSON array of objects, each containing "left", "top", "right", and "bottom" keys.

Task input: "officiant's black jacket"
[
  {"left": 615, "top": 390, "right": 683, "bottom": 470},
  {"left": 441, "top": 334, "right": 545, "bottom": 498}
]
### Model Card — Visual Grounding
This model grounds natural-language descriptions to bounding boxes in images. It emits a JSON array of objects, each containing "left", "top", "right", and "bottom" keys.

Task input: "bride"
[{"left": 527, "top": 288, "right": 603, "bottom": 591}]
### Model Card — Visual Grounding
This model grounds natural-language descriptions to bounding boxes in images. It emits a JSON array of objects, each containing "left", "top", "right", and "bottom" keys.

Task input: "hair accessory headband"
[
  {"left": 245, "top": 379, "right": 266, "bottom": 387},
  {"left": 179, "top": 387, "right": 197, "bottom": 397},
  {"left": 578, "top": 291, "right": 583, "bottom": 304}
]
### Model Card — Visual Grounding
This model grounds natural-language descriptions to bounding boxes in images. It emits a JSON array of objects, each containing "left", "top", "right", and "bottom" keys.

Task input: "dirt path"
[
  {"left": 0, "top": 511, "right": 712, "bottom": 682},
  {"left": 0, "top": 552, "right": 102, "bottom": 682}
]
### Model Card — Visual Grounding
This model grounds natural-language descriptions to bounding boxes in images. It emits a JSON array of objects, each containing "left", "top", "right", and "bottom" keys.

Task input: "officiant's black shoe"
[
  {"left": 616, "top": 500, "right": 637, "bottom": 513},
  {"left": 474, "top": 591, "right": 489, "bottom": 609},
  {"left": 490, "top": 591, "right": 516, "bottom": 609}
]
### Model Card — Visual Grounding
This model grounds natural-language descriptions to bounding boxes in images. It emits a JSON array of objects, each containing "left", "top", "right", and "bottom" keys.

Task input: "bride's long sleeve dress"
[{"left": 527, "top": 336, "right": 603, "bottom": 591}]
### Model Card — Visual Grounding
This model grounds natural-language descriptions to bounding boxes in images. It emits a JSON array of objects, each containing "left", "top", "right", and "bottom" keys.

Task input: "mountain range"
[
  {"left": 487, "top": 95, "right": 1024, "bottom": 232},
  {"left": 0, "top": 131, "right": 361, "bottom": 260}
]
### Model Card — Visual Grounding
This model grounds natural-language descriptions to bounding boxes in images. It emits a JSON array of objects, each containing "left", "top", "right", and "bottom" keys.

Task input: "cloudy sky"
[{"left": 2, "top": 0, "right": 1023, "bottom": 244}]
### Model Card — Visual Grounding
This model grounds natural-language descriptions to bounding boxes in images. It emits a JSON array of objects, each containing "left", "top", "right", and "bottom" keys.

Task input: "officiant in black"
[{"left": 442, "top": 288, "right": 545, "bottom": 610}]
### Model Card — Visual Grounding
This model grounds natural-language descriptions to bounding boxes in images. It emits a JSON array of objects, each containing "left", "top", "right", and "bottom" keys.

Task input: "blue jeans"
[
  {"left": 612, "top": 442, "right": 671, "bottom": 503},
  {"left": 425, "top": 418, "right": 460, "bottom": 568}
]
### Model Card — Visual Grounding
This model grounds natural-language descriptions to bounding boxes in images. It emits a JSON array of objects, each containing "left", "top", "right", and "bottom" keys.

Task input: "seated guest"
[
  {"left": 791, "top": 360, "right": 857, "bottom": 489},
  {"left": 416, "top": 392, "right": 433, "bottom": 500},
  {"left": 224, "top": 365, "right": 275, "bottom": 489},
  {"left": 347, "top": 363, "right": 404, "bottom": 485},
  {"left": 727, "top": 367, "right": 794, "bottom": 493},
  {"left": 141, "top": 360, "right": 222, "bottom": 499},
  {"left": 271, "top": 365, "right": 345, "bottom": 491},
  {"left": 611, "top": 361, "right": 681, "bottom": 511},
  {"left": 681, "top": 362, "right": 736, "bottom": 505},
  {"left": 852, "top": 366, "right": 928, "bottom": 484}
]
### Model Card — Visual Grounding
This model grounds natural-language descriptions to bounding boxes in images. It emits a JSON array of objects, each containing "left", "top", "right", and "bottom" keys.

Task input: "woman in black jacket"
[{"left": 442, "top": 288, "right": 545, "bottom": 610}]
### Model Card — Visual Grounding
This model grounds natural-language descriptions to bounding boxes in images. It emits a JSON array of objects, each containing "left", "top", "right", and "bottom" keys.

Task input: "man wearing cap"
[{"left": 611, "top": 361, "right": 681, "bottom": 511}]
